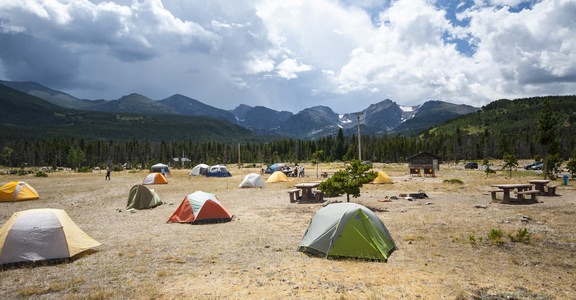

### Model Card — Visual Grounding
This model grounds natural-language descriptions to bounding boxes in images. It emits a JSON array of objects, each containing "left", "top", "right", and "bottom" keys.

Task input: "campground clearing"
[{"left": 0, "top": 163, "right": 575, "bottom": 299}]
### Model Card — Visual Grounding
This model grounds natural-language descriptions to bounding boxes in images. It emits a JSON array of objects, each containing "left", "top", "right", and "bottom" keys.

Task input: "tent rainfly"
[
  {"left": 167, "top": 191, "right": 233, "bottom": 224},
  {"left": 189, "top": 164, "right": 210, "bottom": 176},
  {"left": 266, "top": 171, "right": 290, "bottom": 183},
  {"left": 239, "top": 173, "right": 266, "bottom": 188},
  {"left": 206, "top": 165, "right": 231, "bottom": 177},
  {"left": 0, "top": 181, "right": 40, "bottom": 202},
  {"left": 298, "top": 203, "right": 396, "bottom": 261},
  {"left": 143, "top": 172, "right": 168, "bottom": 185},
  {"left": 0, "top": 208, "right": 101, "bottom": 265},
  {"left": 371, "top": 171, "right": 393, "bottom": 184},
  {"left": 264, "top": 163, "right": 285, "bottom": 174},
  {"left": 126, "top": 185, "right": 163, "bottom": 210}
]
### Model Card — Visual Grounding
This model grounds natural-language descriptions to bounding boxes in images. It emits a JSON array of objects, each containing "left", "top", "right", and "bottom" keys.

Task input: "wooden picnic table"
[
  {"left": 528, "top": 179, "right": 550, "bottom": 195},
  {"left": 294, "top": 182, "right": 322, "bottom": 202},
  {"left": 490, "top": 183, "right": 534, "bottom": 203}
]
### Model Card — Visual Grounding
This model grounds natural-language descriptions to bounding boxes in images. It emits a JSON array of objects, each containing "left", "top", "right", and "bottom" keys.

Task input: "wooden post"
[{"left": 356, "top": 112, "right": 361, "bottom": 161}]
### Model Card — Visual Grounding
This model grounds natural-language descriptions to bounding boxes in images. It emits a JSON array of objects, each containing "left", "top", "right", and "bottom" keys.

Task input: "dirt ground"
[{"left": 0, "top": 163, "right": 575, "bottom": 299}]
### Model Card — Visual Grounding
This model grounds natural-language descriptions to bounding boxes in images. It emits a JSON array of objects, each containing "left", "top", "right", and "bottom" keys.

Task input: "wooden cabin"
[{"left": 406, "top": 152, "right": 440, "bottom": 177}]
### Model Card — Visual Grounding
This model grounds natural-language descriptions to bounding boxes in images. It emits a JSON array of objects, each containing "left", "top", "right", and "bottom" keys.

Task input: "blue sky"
[{"left": 0, "top": 0, "right": 574, "bottom": 113}]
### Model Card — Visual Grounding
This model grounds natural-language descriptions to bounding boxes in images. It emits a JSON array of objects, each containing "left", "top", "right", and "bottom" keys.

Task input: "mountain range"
[{"left": 1, "top": 80, "right": 479, "bottom": 139}]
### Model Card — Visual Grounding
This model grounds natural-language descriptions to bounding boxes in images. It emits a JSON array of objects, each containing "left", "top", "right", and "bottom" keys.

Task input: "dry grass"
[{"left": 1, "top": 162, "right": 575, "bottom": 299}]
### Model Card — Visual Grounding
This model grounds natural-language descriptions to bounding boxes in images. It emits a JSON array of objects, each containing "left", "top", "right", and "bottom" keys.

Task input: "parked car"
[
  {"left": 530, "top": 161, "right": 544, "bottom": 170},
  {"left": 464, "top": 162, "right": 478, "bottom": 169},
  {"left": 524, "top": 161, "right": 544, "bottom": 170}
]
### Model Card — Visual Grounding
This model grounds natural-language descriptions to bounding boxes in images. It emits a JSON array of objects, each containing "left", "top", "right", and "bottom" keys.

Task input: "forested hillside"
[
  {"left": 0, "top": 84, "right": 257, "bottom": 143},
  {"left": 1, "top": 94, "right": 575, "bottom": 169},
  {"left": 422, "top": 96, "right": 576, "bottom": 161}
]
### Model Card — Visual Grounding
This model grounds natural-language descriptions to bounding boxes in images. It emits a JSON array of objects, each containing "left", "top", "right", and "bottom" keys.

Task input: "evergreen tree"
[
  {"left": 502, "top": 153, "right": 518, "bottom": 178},
  {"left": 318, "top": 160, "right": 376, "bottom": 202},
  {"left": 537, "top": 98, "right": 559, "bottom": 179}
]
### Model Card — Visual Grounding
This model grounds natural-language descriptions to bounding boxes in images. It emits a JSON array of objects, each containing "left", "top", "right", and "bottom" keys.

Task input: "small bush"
[
  {"left": 35, "top": 171, "right": 48, "bottom": 177},
  {"left": 444, "top": 178, "right": 464, "bottom": 184},
  {"left": 487, "top": 228, "right": 505, "bottom": 244},
  {"left": 78, "top": 167, "right": 92, "bottom": 173},
  {"left": 509, "top": 228, "right": 531, "bottom": 243},
  {"left": 468, "top": 235, "right": 477, "bottom": 246}
]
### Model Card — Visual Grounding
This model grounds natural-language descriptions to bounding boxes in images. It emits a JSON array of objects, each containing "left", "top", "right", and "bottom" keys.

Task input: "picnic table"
[
  {"left": 294, "top": 182, "right": 323, "bottom": 202},
  {"left": 528, "top": 179, "right": 550, "bottom": 195},
  {"left": 490, "top": 183, "right": 534, "bottom": 203}
]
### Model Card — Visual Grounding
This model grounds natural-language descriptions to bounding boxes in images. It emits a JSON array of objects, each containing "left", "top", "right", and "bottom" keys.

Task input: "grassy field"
[{"left": 0, "top": 162, "right": 575, "bottom": 299}]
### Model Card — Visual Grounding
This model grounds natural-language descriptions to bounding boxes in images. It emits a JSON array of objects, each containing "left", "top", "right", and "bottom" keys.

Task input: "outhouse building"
[{"left": 406, "top": 152, "right": 440, "bottom": 177}]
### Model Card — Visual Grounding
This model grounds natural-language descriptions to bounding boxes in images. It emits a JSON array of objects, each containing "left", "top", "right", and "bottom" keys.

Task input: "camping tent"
[
  {"left": 150, "top": 163, "right": 171, "bottom": 177},
  {"left": 0, "top": 208, "right": 101, "bottom": 265},
  {"left": 126, "top": 185, "right": 163, "bottom": 210},
  {"left": 264, "top": 163, "right": 285, "bottom": 174},
  {"left": 298, "top": 203, "right": 396, "bottom": 261},
  {"left": 239, "top": 173, "right": 266, "bottom": 188},
  {"left": 266, "top": 171, "right": 290, "bottom": 183},
  {"left": 143, "top": 172, "right": 168, "bottom": 185},
  {"left": 371, "top": 171, "right": 393, "bottom": 184},
  {"left": 0, "top": 181, "right": 40, "bottom": 202},
  {"left": 167, "top": 191, "right": 233, "bottom": 223},
  {"left": 189, "top": 164, "right": 210, "bottom": 176},
  {"left": 206, "top": 165, "right": 231, "bottom": 177}
]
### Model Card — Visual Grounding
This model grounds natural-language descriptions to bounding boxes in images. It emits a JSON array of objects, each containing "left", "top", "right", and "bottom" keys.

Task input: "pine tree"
[
  {"left": 537, "top": 98, "right": 558, "bottom": 179},
  {"left": 318, "top": 160, "right": 376, "bottom": 202}
]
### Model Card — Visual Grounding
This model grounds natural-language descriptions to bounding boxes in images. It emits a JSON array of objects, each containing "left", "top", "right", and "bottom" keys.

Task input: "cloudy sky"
[{"left": 0, "top": 0, "right": 575, "bottom": 113}]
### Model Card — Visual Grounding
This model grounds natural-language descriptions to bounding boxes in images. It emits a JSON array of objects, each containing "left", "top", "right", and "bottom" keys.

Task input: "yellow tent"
[
  {"left": 0, "top": 181, "right": 40, "bottom": 202},
  {"left": 371, "top": 171, "right": 393, "bottom": 184},
  {"left": 266, "top": 171, "right": 290, "bottom": 183},
  {"left": 0, "top": 209, "right": 101, "bottom": 265}
]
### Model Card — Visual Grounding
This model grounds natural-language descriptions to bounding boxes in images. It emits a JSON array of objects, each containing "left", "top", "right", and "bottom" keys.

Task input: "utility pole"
[{"left": 356, "top": 112, "right": 361, "bottom": 161}]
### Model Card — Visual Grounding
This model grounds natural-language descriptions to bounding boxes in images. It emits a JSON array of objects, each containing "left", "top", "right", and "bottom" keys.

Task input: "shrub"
[
  {"left": 35, "top": 171, "right": 48, "bottom": 177},
  {"left": 468, "top": 235, "right": 477, "bottom": 246},
  {"left": 443, "top": 178, "right": 464, "bottom": 184},
  {"left": 509, "top": 228, "right": 531, "bottom": 243},
  {"left": 487, "top": 228, "right": 505, "bottom": 244}
]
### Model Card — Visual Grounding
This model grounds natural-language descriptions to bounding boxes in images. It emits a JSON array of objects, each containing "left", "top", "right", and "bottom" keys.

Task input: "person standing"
[{"left": 105, "top": 168, "right": 111, "bottom": 180}]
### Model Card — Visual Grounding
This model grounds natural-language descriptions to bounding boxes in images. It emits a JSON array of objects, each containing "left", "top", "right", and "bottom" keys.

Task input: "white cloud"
[
  {"left": 0, "top": 0, "right": 575, "bottom": 112},
  {"left": 276, "top": 58, "right": 312, "bottom": 79}
]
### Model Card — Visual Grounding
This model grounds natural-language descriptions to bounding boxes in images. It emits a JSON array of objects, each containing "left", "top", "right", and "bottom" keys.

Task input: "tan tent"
[
  {"left": 0, "top": 181, "right": 39, "bottom": 202},
  {"left": 371, "top": 171, "right": 393, "bottom": 184},
  {"left": 266, "top": 171, "right": 290, "bottom": 183},
  {"left": 126, "top": 185, "right": 163, "bottom": 210},
  {"left": 0, "top": 209, "right": 101, "bottom": 265}
]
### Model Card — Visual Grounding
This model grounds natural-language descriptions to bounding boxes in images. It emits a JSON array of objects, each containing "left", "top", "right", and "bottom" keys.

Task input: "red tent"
[{"left": 167, "top": 191, "right": 232, "bottom": 223}]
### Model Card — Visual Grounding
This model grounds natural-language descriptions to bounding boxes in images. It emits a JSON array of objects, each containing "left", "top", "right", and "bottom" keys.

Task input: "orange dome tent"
[
  {"left": 0, "top": 181, "right": 40, "bottom": 202},
  {"left": 143, "top": 172, "right": 168, "bottom": 185},
  {"left": 167, "top": 191, "right": 233, "bottom": 224}
]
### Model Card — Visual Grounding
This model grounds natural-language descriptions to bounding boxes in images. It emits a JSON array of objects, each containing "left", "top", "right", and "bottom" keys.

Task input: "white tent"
[
  {"left": 189, "top": 164, "right": 210, "bottom": 176},
  {"left": 239, "top": 173, "right": 266, "bottom": 188}
]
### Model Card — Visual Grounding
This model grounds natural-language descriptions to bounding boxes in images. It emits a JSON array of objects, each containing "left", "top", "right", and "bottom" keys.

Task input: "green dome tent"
[
  {"left": 126, "top": 185, "right": 163, "bottom": 211},
  {"left": 298, "top": 203, "right": 396, "bottom": 261}
]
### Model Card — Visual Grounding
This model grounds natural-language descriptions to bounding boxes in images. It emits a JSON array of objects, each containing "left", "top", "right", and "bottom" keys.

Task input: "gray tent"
[
  {"left": 298, "top": 203, "right": 396, "bottom": 261},
  {"left": 126, "top": 185, "right": 163, "bottom": 211}
]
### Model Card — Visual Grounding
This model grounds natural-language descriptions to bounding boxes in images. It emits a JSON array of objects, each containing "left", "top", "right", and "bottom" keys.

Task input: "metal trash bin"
[{"left": 563, "top": 174, "right": 569, "bottom": 186}]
